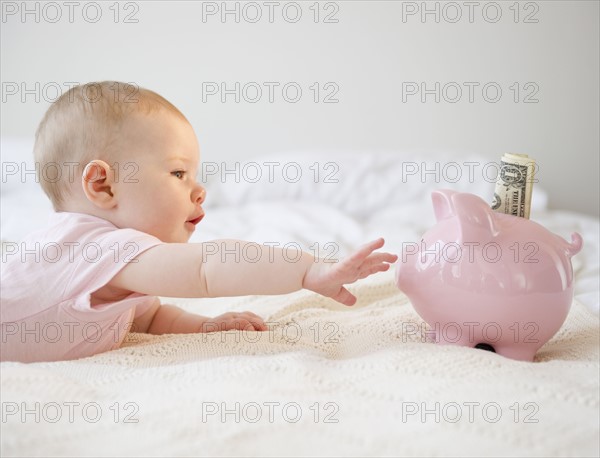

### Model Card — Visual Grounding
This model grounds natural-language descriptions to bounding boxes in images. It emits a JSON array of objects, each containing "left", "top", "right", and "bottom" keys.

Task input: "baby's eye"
[{"left": 172, "top": 170, "right": 186, "bottom": 179}]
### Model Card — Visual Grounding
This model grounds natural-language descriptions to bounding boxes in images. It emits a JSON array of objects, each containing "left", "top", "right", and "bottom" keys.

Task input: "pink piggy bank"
[{"left": 395, "top": 189, "right": 583, "bottom": 361}]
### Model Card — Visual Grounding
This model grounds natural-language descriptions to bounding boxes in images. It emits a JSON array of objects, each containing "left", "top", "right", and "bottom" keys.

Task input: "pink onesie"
[{"left": 1, "top": 212, "right": 164, "bottom": 363}]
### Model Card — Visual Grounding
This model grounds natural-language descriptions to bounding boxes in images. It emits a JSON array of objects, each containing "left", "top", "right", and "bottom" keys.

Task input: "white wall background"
[{"left": 1, "top": 0, "right": 598, "bottom": 216}]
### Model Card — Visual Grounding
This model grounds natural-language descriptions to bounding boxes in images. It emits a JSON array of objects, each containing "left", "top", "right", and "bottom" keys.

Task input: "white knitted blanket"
[{"left": 1, "top": 270, "right": 598, "bottom": 457}]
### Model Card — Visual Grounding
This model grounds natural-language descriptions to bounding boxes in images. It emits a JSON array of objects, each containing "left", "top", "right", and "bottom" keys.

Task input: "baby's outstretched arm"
[{"left": 111, "top": 238, "right": 397, "bottom": 335}]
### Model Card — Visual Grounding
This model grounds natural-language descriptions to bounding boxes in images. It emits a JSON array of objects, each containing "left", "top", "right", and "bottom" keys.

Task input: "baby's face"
[{"left": 110, "top": 110, "right": 206, "bottom": 243}]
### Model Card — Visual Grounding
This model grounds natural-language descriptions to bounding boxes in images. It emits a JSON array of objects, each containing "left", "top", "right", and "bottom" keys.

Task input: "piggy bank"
[{"left": 395, "top": 189, "right": 583, "bottom": 361}]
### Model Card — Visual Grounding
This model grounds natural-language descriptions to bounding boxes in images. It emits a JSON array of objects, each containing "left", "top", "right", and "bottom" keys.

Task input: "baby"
[{"left": 0, "top": 81, "right": 398, "bottom": 363}]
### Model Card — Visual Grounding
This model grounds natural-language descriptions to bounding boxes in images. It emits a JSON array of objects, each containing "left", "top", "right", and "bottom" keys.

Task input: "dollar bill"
[{"left": 491, "top": 153, "right": 535, "bottom": 219}]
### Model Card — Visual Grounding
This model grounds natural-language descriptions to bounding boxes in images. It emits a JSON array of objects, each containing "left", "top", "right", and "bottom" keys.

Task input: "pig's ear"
[
  {"left": 451, "top": 193, "right": 498, "bottom": 241},
  {"left": 431, "top": 189, "right": 459, "bottom": 222}
]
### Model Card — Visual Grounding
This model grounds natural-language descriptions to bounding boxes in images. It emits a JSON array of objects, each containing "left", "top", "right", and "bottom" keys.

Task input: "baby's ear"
[{"left": 81, "top": 160, "right": 116, "bottom": 209}]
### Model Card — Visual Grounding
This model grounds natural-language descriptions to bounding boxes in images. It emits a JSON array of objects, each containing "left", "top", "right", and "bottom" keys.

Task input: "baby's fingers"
[
  {"left": 220, "top": 318, "right": 254, "bottom": 332},
  {"left": 332, "top": 286, "right": 357, "bottom": 306},
  {"left": 363, "top": 252, "right": 398, "bottom": 266},
  {"left": 238, "top": 312, "right": 268, "bottom": 332},
  {"left": 358, "top": 262, "right": 391, "bottom": 279},
  {"left": 347, "top": 238, "right": 386, "bottom": 265},
  {"left": 248, "top": 319, "right": 268, "bottom": 332}
]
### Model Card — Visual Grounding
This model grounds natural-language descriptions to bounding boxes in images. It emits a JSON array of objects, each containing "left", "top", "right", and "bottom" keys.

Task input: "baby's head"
[{"left": 34, "top": 81, "right": 206, "bottom": 243}]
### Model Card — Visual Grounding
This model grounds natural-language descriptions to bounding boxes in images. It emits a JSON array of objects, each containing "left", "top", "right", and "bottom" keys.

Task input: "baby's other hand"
[
  {"left": 303, "top": 238, "right": 398, "bottom": 306},
  {"left": 199, "top": 311, "right": 268, "bottom": 332}
]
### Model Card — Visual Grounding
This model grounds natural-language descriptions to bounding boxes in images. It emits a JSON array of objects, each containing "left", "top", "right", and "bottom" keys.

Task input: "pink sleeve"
[{"left": 63, "top": 226, "right": 164, "bottom": 316}]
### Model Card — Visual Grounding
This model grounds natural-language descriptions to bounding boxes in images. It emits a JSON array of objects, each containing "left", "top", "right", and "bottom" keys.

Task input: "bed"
[{"left": 1, "top": 139, "right": 598, "bottom": 457}]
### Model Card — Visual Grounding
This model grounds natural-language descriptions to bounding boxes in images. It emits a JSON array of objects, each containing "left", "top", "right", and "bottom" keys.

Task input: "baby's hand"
[
  {"left": 303, "top": 238, "right": 398, "bottom": 306},
  {"left": 199, "top": 311, "right": 268, "bottom": 332}
]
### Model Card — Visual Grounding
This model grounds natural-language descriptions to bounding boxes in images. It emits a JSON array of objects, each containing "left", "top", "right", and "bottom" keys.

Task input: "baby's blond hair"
[{"left": 33, "top": 81, "right": 188, "bottom": 210}]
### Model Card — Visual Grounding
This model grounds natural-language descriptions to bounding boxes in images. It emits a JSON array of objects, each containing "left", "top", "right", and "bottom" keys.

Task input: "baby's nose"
[{"left": 194, "top": 187, "right": 206, "bottom": 205}]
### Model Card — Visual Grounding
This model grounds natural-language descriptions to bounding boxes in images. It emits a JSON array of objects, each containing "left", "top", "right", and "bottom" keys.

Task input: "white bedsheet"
[
  {"left": 1, "top": 273, "right": 598, "bottom": 457},
  {"left": 1, "top": 139, "right": 599, "bottom": 456}
]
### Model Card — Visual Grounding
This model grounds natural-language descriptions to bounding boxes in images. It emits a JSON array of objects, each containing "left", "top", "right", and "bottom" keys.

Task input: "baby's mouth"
[{"left": 187, "top": 214, "right": 204, "bottom": 225}]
